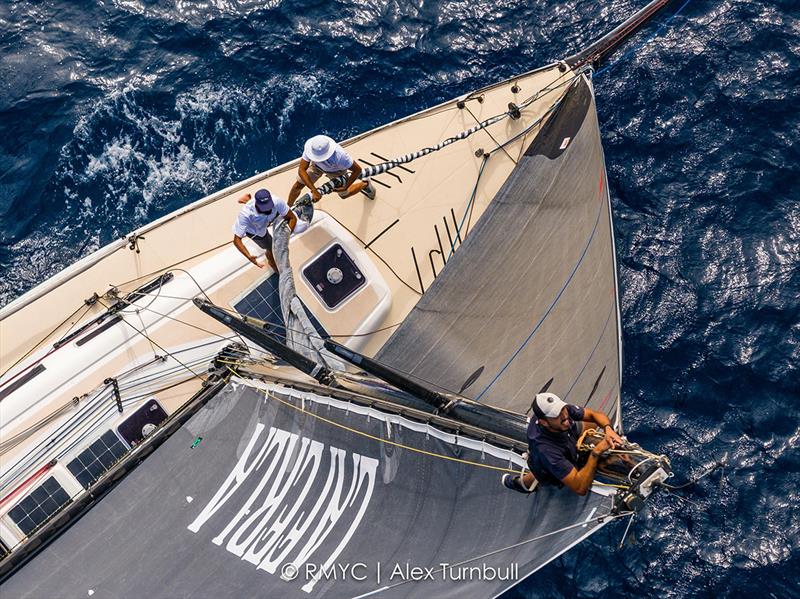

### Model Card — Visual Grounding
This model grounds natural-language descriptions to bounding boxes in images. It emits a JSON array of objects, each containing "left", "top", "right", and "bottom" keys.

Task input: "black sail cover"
[
  {"left": 378, "top": 76, "right": 622, "bottom": 422},
  {"left": 2, "top": 382, "right": 611, "bottom": 598}
]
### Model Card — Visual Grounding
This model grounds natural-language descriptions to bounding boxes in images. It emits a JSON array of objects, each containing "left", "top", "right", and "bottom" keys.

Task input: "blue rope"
[{"left": 594, "top": 0, "right": 694, "bottom": 77}]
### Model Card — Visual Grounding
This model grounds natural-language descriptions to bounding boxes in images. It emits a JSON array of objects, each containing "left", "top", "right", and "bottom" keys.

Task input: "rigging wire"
[
  {"left": 463, "top": 104, "right": 518, "bottom": 165},
  {"left": 106, "top": 288, "right": 403, "bottom": 354},
  {"left": 2, "top": 329, "right": 249, "bottom": 461},
  {"left": 450, "top": 152, "right": 490, "bottom": 260},
  {"left": 96, "top": 298, "right": 206, "bottom": 382},
  {"left": 111, "top": 241, "right": 230, "bottom": 291}
]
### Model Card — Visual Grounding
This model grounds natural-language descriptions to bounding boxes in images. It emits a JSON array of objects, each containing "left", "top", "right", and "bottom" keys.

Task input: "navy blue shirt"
[{"left": 526, "top": 405, "right": 585, "bottom": 486}]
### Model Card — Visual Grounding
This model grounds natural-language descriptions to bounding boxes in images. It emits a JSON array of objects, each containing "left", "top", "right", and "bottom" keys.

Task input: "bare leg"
[
  {"left": 265, "top": 250, "right": 278, "bottom": 273},
  {"left": 335, "top": 180, "right": 368, "bottom": 199},
  {"left": 287, "top": 181, "right": 305, "bottom": 206}
]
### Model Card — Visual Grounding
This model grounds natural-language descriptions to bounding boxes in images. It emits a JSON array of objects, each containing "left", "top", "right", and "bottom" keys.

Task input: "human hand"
[
  {"left": 249, "top": 256, "right": 264, "bottom": 268},
  {"left": 311, "top": 189, "right": 322, "bottom": 202},
  {"left": 592, "top": 438, "right": 612, "bottom": 456},
  {"left": 604, "top": 426, "right": 624, "bottom": 448},
  {"left": 238, "top": 193, "right": 251, "bottom": 204}
]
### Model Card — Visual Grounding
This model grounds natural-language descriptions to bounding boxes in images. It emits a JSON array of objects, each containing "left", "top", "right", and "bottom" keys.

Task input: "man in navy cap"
[
  {"left": 502, "top": 392, "right": 624, "bottom": 495},
  {"left": 287, "top": 134, "right": 376, "bottom": 206},
  {"left": 232, "top": 188, "right": 304, "bottom": 272}
]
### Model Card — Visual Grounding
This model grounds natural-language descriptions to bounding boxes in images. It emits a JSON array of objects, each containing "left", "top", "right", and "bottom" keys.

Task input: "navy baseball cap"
[{"left": 254, "top": 188, "right": 274, "bottom": 213}]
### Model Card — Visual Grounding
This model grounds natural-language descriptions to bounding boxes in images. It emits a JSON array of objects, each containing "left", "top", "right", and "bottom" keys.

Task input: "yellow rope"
[
  {"left": 592, "top": 481, "right": 629, "bottom": 489},
  {"left": 224, "top": 369, "right": 632, "bottom": 491},
  {"left": 249, "top": 377, "right": 520, "bottom": 475}
]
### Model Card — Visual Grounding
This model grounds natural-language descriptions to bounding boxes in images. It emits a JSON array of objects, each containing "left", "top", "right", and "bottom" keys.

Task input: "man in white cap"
[
  {"left": 287, "top": 134, "right": 376, "bottom": 205},
  {"left": 502, "top": 392, "right": 624, "bottom": 495},
  {"left": 232, "top": 188, "right": 305, "bottom": 272}
]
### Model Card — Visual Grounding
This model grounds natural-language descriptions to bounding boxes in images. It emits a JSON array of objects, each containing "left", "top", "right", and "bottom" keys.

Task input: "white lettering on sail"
[
  {"left": 300, "top": 453, "right": 378, "bottom": 593},
  {"left": 244, "top": 439, "right": 324, "bottom": 568},
  {"left": 186, "top": 423, "right": 274, "bottom": 534},
  {"left": 256, "top": 444, "right": 338, "bottom": 574},
  {"left": 187, "top": 425, "right": 378, "bottom": 592},
  {"left": 215, "top": 429, "right": 298, "bottom": 549},
  {"left": 226, "top": 435, "right": 310, "bottom": 557}
]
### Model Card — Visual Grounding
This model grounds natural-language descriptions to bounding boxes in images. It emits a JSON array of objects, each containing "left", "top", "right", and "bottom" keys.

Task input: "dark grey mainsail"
[
  {"left": 377, "top": 76, "right": 622, "bottom": 421},
  {"left": 1, "top": 383, "right": 610, "bottom": 599}
]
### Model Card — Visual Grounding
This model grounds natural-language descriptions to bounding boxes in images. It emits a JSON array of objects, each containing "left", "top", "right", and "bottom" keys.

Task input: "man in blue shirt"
[
  {"left": 503, "top": 392, "right": 624, "bottom": 495},
  {"left": 287, "top": 135, "right": 376, "bottom": 205},
  {"left": 232, "top": 188, "right": 304, "bottom": 272}
]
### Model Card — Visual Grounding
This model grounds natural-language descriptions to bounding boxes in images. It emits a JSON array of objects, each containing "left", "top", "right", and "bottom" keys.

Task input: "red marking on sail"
[{"left": 598, "top": 387, "right": 614, "bottom": 412}]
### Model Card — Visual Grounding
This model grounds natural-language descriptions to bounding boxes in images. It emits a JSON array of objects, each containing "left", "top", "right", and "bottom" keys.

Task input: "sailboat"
[{"left": 0, "top": 1, "right": 678, "bottom": 596}]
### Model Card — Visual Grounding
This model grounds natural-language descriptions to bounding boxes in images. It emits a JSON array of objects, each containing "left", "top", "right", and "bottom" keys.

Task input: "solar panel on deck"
[
  {"left": 8, "top": 477, "right": 71, "bottom": 536},
  {"left": 234, "top": 273, "right": 328, "bottom": 343},
  {"left": 67, "top": 430, "right": 129, "bottom": 489}
]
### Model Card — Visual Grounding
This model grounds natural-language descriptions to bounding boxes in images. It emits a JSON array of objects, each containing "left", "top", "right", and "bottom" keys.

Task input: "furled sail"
[
  {"left": 377, "top": 76, "right": 622, "bottom": 421},
  {"left": 273, "top": 220, "right": 343, "bottom": 371}
]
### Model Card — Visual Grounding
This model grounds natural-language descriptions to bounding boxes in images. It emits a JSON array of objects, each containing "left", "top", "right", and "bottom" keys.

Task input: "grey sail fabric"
[
  {"left": 377, "top": 76, "right": 622, "bottom": 419},
  {"left": 1, "top": 382, "right": 611, "bottom": 599}
]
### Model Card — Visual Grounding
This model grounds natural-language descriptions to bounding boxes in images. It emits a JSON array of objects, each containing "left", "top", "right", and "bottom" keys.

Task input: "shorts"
[
  {"left": 247, "top": 230, "right": 272, "bottom": 251},
  {"left": 297, "top": 164, "right": 350, "bottom": 198}
]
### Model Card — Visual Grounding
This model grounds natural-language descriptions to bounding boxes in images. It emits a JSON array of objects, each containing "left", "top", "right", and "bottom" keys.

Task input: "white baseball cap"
[
  {"left": 532, "top": 392, "right": 567, "bottom": 419},
  {"left": 304, "top": 135, "right": 336, "bottom": 162}
]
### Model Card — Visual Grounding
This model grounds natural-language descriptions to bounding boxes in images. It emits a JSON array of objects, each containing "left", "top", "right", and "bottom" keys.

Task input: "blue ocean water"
[{"left": 1, "top": 0, "right": 798, "bottom": 597}]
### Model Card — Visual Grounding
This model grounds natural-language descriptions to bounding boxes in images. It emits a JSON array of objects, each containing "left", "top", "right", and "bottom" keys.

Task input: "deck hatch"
[
  {"left": 8, "top": 476, "right": 70, "bottom": 536},
  {"left": 67, "top": 430, "right": 129, "bottom": 489},
  {"left": 233, "top": 273, "right": 328, "bottom": 342},
  {"left": 117, "top": 399, "right": 168, "bottom": 447},
  {"left": 302, "top": 244, "right": 366, "bottom": 309}
]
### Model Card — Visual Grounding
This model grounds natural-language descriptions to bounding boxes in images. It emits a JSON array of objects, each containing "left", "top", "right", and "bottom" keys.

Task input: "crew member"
[
  {"left": 503, "top": 392, "right": 624, "bottom": 495},
  {"left": 287, "top": 134, "right": 376, "bottom": 205},
  {"left": 232, "top": 188, "right": 304, "bottom": 272}
]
